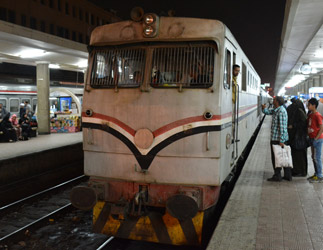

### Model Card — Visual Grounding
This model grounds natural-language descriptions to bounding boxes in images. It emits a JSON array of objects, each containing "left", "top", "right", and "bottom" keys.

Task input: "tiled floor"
[
  {"left": 0, "top": 132, "right": 82, "bottom": 160},
  {"left": 207, "top": 117, "right": 323, "bottom": 250}
]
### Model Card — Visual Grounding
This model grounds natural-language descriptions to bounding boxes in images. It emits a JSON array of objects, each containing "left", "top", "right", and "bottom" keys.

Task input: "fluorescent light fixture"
[
  {"left": 17, "top": 48, "right": 47, "bottom": 58},
  {"left": 278, "top": 88, "right": 286, "bottom": 96},
  {"left": 310, "top": 62, "right": 323, "bottom": 68},
  {"left": 314, "top": 50, "right": 323, "bottom": 58},
  {"left": 49, "top": 64, "right": 60, "bottom": 69},
  {"left": 76, "top": 59, "right": 88, "bottom": 68},
  {"left": 309, "top": 87, "right": 323, "bottom": 94},
  {"left": 284, "top": 74, "right": 306, "bottom": 88}
]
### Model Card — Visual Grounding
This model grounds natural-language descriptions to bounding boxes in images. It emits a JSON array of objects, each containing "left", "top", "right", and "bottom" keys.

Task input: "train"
[
  {"left": 70, "top": 9, "right": 272, "bottom": 246},
  {"left": 0, "top": 83, "right": 84, "bottom": 117}
]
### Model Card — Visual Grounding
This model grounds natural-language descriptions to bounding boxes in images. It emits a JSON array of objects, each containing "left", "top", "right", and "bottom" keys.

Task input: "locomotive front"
[{"left": 71, "top": 11, "right": 228, "bottom": 246}]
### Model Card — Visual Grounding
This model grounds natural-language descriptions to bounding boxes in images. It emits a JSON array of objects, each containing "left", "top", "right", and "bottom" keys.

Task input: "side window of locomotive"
[
  {"left": 9, "top": 98, "right": 19, "bottom": 113},
  {"left": 90, "top": 48, "right": 145, "bottom": 88},
  {"left": 0, "top": 99, "right": 7, "bottom": 109},
  {"left": 241, "top": 63, "right": 247, "bottom": 91},
  {"left": 150, "top": 45, "right": 215, "bottom": 88},
  {"left": 223, "top": 49, "right": 231, "bottom": 89}
]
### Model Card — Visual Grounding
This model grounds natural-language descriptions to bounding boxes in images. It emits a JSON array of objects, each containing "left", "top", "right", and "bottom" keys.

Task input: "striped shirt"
[{"left": 263, "top": 105, "right": 289, "bottom": 143}]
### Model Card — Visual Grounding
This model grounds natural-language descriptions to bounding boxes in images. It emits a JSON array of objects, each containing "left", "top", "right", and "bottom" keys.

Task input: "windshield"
[
  {"left": 90, "top": 42, "right": 216, "bottom": 89},
  {"left": 150, "top": 45, "right": 215, "bottom": 88}
]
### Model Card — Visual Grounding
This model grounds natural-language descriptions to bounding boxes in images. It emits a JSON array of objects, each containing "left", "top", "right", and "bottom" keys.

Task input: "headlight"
[
  {"left": 142, "top": 13, "right": 159, "bottom": 38},
  {"left": 144, "top": 26, "right": 155, "bottom": 36},
  {"left": 144, "top": 14, "right": 155, "bottom": 25}
]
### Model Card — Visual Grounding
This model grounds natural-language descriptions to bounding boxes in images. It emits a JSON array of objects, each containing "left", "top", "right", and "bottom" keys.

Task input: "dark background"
[{"left": 89, "top": 0, "right": 286, "bottom": 88}]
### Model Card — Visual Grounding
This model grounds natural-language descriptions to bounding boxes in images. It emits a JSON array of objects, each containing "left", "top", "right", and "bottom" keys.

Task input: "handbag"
[{"left": 272, "top": 144, "right": 293, "bottom": 168}]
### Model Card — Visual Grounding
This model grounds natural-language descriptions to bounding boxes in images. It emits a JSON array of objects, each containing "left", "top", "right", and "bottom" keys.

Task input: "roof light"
[
  {"left": 76, "top": 59, "right": 88, "bottom": 69},
  {"left": 17, "top": 49, "right": 47, "bottom": 58},
  {"left": 49, "top": 64, "right": 60, "bottom": 69}
]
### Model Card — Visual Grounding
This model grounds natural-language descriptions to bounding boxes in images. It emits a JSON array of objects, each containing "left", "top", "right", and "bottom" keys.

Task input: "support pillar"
[{"left": 36, "top": 61, "right": 50, "bottom": 134}]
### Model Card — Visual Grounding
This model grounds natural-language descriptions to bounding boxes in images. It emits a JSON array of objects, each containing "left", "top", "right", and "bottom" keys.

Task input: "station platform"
[
  {"left": 0, "top": 132, "right": 84, "bottom": 205},
  {"left": 207, "top": 116, "right": 323, "bottom": 250},
  {"left": 0, "top": 132, "right": 82, "bottom": 161}
]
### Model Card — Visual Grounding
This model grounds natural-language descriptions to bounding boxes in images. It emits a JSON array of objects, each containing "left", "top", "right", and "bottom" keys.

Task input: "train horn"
[{"left": 130, "top": 7, "right": 144, "bottom": 22}]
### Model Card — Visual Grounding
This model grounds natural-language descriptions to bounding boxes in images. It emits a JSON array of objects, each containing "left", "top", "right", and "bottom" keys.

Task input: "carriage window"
[
  {"left": 223, "top": 49, "right": 231, "bottom": 89},
  {"left": 90, "top": 48, "right": 145, "bottom": 88},
  {"left": 9, "top": 98, "right": 19, "bottom": 112},
  {"left": 150, "top": 45, "right": 215, "bottom": 88},
  {"left": 0, "top": 99, "right": 6, "bottom": 109}
]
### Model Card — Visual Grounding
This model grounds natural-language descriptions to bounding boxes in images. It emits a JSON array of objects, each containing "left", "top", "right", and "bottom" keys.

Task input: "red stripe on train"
[
  {"left": 82, "top": 112, "right": 136, "bottom": 136},
  {"left": 82, "top": 104, "right": 257, "bottom": 138},
  {"left": 0, "top": 90, "right": 37, "bottom": 93}
]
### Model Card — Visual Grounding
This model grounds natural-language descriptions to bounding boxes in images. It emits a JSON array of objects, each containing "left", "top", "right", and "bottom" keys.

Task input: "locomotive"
[{"left": 71, "top": 9, "right": 271, "bottom": 246}]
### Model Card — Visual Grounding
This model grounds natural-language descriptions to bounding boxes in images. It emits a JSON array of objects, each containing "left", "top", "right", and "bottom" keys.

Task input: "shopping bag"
[{"left": 272, "top": 145, "right": 293, "bottom": 168}]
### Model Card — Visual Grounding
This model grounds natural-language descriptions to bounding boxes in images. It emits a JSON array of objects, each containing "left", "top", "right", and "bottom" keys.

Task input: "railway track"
[{"left": 0, "top": 175, "right": 87, "bottom": 246}]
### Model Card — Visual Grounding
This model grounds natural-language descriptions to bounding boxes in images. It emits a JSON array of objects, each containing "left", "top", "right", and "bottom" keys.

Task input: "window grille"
[
  {"left": 150, "top": 46, "right": 215, "bottom": 88},
  {"left": 90, "top": 48, "right": 145, "bottom": 88}
]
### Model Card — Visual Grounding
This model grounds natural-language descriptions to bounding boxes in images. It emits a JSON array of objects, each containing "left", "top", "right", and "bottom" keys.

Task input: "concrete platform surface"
[
  {"left": 207, "top": 117, "right": 323, "bottom": 250},
  {"left": 0, "top": 132, "right": 82, "bottom": 160}
]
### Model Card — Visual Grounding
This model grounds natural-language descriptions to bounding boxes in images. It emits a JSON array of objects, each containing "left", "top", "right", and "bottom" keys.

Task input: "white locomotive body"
[{"left": 73, "top": 14, "right": 268, "bottom": 246}]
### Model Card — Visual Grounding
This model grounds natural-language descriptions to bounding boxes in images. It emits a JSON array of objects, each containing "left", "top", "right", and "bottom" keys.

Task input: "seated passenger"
[
  {"left": 19, "top": 113, "right": 31, "bottom": 140},
  {"left": 0, "top": 112, "right": 17, "bottom": 142},
  {"left": 10, "top": 114, "right": 22, "bottom": 140}
]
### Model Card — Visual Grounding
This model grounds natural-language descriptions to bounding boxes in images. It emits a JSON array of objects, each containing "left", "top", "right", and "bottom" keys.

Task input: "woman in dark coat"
[
  {"left": 0, "top": 112, "right": 17, "bottom": 142},
  {"left": 287, "top": 99, "right": 308, "bottom": 176}
]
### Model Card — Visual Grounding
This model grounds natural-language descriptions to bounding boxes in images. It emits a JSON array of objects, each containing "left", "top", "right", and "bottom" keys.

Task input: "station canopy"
[
  {"left": 0, "top": 20, "right": 88, "bottom": 72},
  {"left": 275, "top": 0, "right": 323, "bottom": 96}
]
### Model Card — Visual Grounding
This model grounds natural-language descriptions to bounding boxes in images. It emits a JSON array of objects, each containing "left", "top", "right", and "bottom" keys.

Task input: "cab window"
[
  {"left": 150, "top": 43, "right": 215, "bottom": 88},
  {"left": 90, "top": 47, "right": 145, "bottom": 88}
]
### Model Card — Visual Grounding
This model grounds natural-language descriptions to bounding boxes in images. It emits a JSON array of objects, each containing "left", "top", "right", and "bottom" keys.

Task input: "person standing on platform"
[
  {"left": 316, "top": 98, "right": 323, "bottom": 118},
  {"left": 307, "top": 98, "right": 323, "bottom": 183},
  {"left": 262, "top": 96, "right": 290, "bottom": 182},
  {"left": 24, "top": 101, "right": 32, "bottom": 114},
  {"left": 287, "top": 99, "right": 308, "bottom": 177}
]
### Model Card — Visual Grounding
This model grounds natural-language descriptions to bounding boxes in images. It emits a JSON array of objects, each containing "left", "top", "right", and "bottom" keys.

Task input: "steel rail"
[
  {"left": 0, "top": 175, "right": 87, "bottom": 213},
  {"left": 0, "top": 203, "right": 73, "bottom": 244},
  {"left": 96, "top": 236, "right": 115, "bottom": 250}
]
